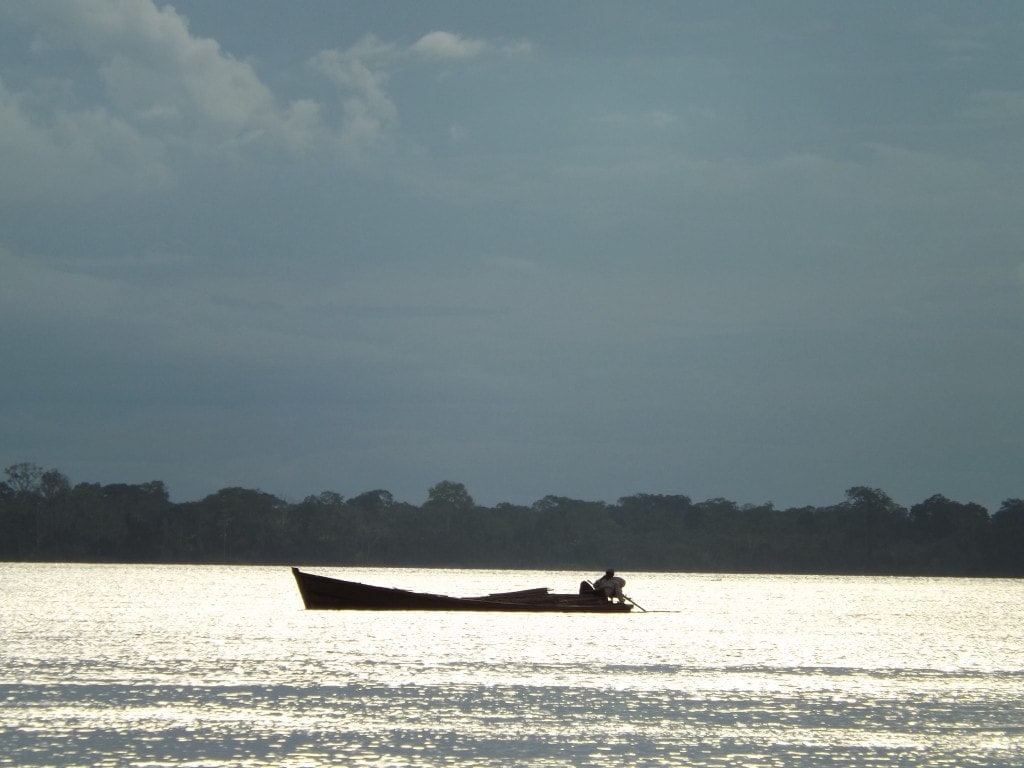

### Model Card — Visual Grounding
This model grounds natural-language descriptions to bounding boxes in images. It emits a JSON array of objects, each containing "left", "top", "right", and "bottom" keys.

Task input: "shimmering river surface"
[{"left": 1, "top": 564, "right": 1021, "bottom": 767}]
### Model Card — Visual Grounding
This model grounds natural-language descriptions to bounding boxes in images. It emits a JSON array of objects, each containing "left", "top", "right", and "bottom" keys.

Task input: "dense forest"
[{"left": 1, "top": 463, "right": 1021, "bottom": 576}]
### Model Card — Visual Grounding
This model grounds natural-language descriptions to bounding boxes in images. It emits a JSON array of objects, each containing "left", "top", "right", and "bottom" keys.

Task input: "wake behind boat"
[{"left": 291, "top": 568, "right": 635, "bottom": 613}]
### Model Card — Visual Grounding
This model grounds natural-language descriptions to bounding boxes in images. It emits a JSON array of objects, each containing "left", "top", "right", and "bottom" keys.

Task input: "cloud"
[
  {"left": 0, "top": 0, "right": 326, "bottom": 200},
  {"left": 309, "top": 29, "right": 527, "bottom": 149},
  {"left": 501, "top": 40, "right": 534, "bottom": 58},
  {"left": 4, "top": 1, "right": 534, "bottom": 182},
  {"left": 22, "top": 0, "right": 280, "bottom": 131},
  {"left": 411, "top": 31, "right": 488, "bottom": 60},
  {"left": 308, "top": 35, "right": 399, "bottom": 148},
  {"left": 0, "top": 76, "right": 170, "bottom": 202},
  {"left": 2, "top": 2, "right": 537, "bottom": 208}
]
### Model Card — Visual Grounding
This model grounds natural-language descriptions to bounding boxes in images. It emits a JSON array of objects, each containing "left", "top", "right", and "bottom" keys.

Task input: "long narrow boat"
[{"left": 291, "top": 568, "right": 634, "bottom": 612}]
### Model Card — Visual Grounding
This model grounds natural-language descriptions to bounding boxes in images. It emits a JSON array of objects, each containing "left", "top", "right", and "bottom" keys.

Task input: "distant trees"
[
  {"left": 5, "top": 462, "right": 45, "bottom": 494},
  {"left": 1, "top": 464, "right": 172, "bottom": 560},
  {"left": 425, "top": 481, "right": 474, "bottom": 513},
  {"left": 908, "top": 494, "right": 990, "bottom": 574},
  {"left": 826, "top": 486, "right": 908, "bottom": 572},
  {"left": 1, "top": 463, "right": 1021, "bottom": 576},
  {"left": 991, "top": 499, "right": 1024, "bottom": 575}
]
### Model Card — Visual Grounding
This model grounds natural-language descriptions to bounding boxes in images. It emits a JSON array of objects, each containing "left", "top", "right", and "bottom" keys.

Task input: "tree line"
[{"left": 1, "top": 463, "right": 1021, "bottom": 576}]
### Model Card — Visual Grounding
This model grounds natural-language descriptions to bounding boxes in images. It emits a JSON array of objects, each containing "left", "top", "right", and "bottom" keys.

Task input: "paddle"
[
  {"left": 587, "top": 579, "right": 647, "bottom": 612},
  {"left": 624, "top": 595, "right": 648, "bottom": 612}
]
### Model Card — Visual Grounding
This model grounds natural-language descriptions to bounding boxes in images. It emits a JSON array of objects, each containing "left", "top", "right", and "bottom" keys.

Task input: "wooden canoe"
[{"left": 291, "top": 568, "right": 634, "bottom": 612}]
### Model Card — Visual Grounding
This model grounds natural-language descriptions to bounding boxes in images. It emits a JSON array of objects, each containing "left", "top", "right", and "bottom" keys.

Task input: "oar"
[
  {"left": 589, "top": 579, "right": 647, "bottom": 612},
  {"left": 624, "top": 595, "right": 647, "bottom": 612}
]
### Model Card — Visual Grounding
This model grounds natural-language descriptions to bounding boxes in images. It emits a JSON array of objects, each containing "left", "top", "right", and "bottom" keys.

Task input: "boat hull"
[{"left": 291, "top": 568, "right": 633, "bottom": 613}]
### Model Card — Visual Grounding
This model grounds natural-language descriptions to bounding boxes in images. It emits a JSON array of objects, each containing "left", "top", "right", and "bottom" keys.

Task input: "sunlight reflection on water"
[{"left": 1, "top": 563, "right": 1022, "bottom": 767}]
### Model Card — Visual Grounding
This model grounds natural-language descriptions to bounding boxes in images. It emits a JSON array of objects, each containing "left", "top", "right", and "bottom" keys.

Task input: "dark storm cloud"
[{"left": 2, "top": 1, "right": 1022, "bottom": 510}]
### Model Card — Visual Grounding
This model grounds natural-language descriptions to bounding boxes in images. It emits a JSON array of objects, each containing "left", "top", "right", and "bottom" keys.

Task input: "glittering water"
[{"left": 1, "top": 564, "right": 1021, "bottom": 767}]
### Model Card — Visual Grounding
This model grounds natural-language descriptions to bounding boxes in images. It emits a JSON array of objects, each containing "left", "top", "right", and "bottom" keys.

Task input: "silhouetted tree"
[
  {"left": 0, "top": 461, "right": 1019, "bottom": 575},
  {"left": 4, "top": 462, "right": 44, "bottom": 494},
  {"left": 424, "top": 481, "right": 475, "bottom": 513},
  {"left": 39, "top": 470, "right": 71, "bottom": 500},
  {"left": 991, "top": 499, "right": 1024, "bottom": 576},
  {"left": 908, "top": 494, "right": 989, "bottom": 574},
  {"left": 826, "top": 487, "right": 908, "bottom": 572},
  {"left": 349, "top": 489, "right": 394, "bottom": 514}
]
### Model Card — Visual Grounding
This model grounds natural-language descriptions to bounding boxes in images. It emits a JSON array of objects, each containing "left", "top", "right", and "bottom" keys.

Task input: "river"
[{"left": 1, "top": 563, "right": 1021, "bottom": 766}]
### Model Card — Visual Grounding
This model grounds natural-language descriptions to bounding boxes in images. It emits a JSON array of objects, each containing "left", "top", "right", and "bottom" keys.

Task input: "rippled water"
[{"left": 1, "top": 563, "right": 1021, "bottom": 767}]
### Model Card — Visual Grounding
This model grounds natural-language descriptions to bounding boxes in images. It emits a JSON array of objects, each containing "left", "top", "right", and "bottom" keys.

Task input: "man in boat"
[{"left": 593, "top": 570, "right": 627, "bottom": 603}]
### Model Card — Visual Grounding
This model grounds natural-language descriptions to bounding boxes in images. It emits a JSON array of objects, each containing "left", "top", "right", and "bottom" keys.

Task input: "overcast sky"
[{"left": 2, "top": 1, "right": 1022, "bottom": 511}]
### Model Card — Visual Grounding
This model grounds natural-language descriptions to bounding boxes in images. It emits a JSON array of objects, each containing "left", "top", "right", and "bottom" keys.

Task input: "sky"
[{"left": 2, "top": 1, "right": 1022, "bottom": 511}]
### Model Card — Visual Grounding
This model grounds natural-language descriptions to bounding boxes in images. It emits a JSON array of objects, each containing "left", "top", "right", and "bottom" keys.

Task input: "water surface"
[{"left": 1, "top": 564, "right": 1021, "bottom": 766}]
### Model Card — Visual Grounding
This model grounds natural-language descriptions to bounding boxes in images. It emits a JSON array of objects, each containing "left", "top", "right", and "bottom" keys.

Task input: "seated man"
[{"left": 593, "top": 570, "right": 626, "bottom": 603}]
